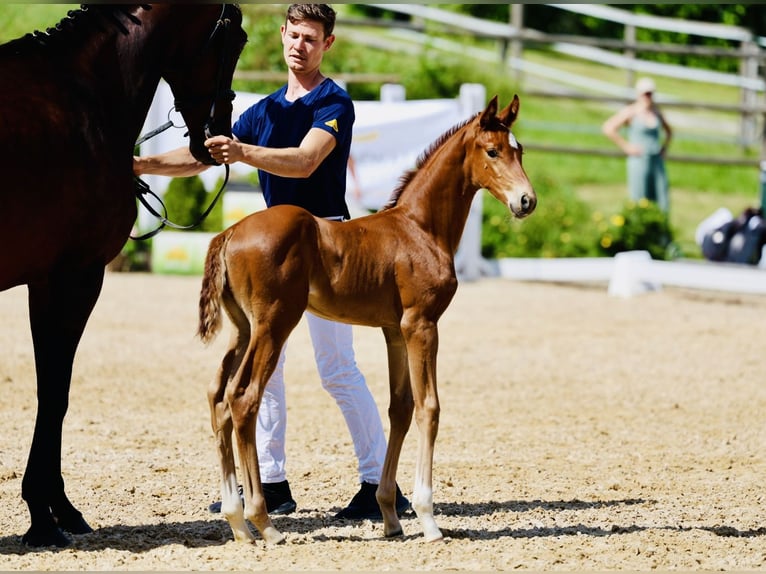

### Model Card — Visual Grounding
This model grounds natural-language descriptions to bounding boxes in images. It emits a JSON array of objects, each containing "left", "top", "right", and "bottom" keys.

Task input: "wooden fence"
[{"left": 353, "top": 4, "right": 765, "bottom": 164}]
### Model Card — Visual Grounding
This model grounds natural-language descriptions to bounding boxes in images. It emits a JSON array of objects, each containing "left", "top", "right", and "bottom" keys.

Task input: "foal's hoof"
[
  {"left": 262, "top": 526, "right": 286, "bottom": 545},
  {"left": 22, "top": 525, "right": 72, "bottom": 548}
]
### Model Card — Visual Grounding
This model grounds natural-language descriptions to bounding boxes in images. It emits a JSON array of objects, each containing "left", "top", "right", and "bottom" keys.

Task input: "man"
[{"left": 134, "top": 4, "right": 408, "bottom": 520}]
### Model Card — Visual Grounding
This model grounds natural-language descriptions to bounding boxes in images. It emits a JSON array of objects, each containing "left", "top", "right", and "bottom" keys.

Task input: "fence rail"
[
  {"left": 523, "top": 143, "right": 760, "bottom": 169},
  {"left": 357, "top": 4, "right": 765, "bottom": 159}
]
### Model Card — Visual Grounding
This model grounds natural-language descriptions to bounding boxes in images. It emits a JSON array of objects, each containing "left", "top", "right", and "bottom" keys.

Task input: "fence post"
[
  {"left": 760, "top": 160, "right": 766, "bottom": 211},
  {"left": 510, "top": 4, "right": 524, "bottom": 84},
  {"left": 455, "top": 84, "right": 490, "bottom": 282},
  {"left": 624, "top": 23, "right": 636, "bottom": 91},
  {"left": 740, "top": 40, "right": 759, "bottom": 149},
  {"left": 380, "top": 83, "right": 406, "bottom": 103}
]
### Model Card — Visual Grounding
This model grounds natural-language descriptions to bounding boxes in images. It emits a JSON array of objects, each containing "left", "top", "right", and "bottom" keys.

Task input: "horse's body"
[
  {"left": 198, "top": 96, "right": 536, "bottom": 544},
  {"left": 0, "top": 5, "right": 246, "bottom": 547}
]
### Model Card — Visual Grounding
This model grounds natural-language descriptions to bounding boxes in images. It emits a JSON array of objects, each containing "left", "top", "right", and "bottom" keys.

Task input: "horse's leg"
[
  {"left": 228, "top": 320, "right": 294, "bottom": 545},
  {"left": 402, "top": 318, "right": 443, "bottom": 542},
  {"left": 377, "top": 327, "right": 414, "bottom": 538},
  {"left": 208, "top": 321, "right": 255, "bottom": 543},
  {"left": 22, "top": 264, "right": 104, "bottom": 547}
]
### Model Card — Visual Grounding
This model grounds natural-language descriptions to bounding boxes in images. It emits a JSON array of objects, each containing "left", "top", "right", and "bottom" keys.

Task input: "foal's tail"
[{"left": 197, "top": 230, "right": 231, "bottom": 344}]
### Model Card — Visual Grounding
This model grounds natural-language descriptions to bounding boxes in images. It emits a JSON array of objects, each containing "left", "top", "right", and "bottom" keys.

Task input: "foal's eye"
[{"left": 487, "top": 148, "right": 499, "bottom": 159}]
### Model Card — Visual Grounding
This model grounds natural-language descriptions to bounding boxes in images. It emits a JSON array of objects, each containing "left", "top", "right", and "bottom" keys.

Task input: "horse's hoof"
[
  {"left": 262, "top": 526, "right": 286, "bottom": 545},
  {"left": 22, "top": 525, "right": 72, "bottom": 548},
  {"left": 384, "top": 527, "right": 404, "bottom": 538},
  {"left": 423, "top": 529, "right": 444, "bottom": 543},
  {"left": 56, "top": 512, "right": 93, "bottom": 535}
]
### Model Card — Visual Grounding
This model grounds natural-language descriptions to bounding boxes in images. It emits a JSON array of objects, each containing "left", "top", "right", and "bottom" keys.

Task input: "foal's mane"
[
  {"left": 381, "top": 115, "right": 473, "bottom": 211},
  {"left": 1, "top": 5, "right": 150, "bottom": 53}
]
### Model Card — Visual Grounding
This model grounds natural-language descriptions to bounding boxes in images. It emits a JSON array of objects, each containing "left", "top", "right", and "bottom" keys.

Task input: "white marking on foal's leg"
[
  {"left": 221, "top": 477, "right": 255, "bottom": 543},
  {"left": 412, "top": 484, "right": 443, "bottom": 542}
]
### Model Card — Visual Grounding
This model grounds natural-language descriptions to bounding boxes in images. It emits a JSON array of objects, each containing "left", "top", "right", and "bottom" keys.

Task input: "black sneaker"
[
  {"left": 334, "top": 481, "right": 411, "bottom": 520},
  {"left": 263, "top": 480, "right": 297, "bottom": 515},
  {"left": 207, "top": 480, "right": 297, "bottom": 515}
]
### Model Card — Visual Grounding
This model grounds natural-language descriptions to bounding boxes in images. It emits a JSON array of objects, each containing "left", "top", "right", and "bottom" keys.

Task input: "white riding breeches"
[{"left": 256, "top": 311, "right": 387, "bottom": 485}]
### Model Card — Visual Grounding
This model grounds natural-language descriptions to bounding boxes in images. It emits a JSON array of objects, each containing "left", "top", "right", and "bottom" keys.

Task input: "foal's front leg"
[
  {"left": 403, "top": 320, "right": 443, "bottom": 542},
  {"left": 378, "top": 327, "right": 414, "bottom": 538}
]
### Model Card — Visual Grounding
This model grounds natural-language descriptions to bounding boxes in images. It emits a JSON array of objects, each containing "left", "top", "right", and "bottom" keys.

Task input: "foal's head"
[{"left": 470, "top": 95, "right": 536, "bottom": 219}]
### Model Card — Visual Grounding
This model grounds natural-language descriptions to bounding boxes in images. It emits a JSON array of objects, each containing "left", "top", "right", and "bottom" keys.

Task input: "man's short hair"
[{"left": 286, "top": 4, "right": 336, "bottom": 38}]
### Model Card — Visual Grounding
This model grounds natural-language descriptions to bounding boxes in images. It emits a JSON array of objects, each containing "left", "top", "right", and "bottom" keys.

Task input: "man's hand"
[{"left": 205, "top": 135, "right": 242, "bottom": 165}]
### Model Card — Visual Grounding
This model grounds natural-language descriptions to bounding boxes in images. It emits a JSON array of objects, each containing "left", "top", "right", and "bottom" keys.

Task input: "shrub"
[
  {"left": 481, "top": 175, "right": 600, "bottom": 258},
  {"left": 596, "top": 198, "right": 676, "bottom": 260},
  {"left": 162, "top": 175, "right": 208, "bottom": 229},
  {"left": 481, "top": 177, "right": 678, "bottom": 260},
  {"left": 161, "top": 175, "right": 225, "bottom": 233}
]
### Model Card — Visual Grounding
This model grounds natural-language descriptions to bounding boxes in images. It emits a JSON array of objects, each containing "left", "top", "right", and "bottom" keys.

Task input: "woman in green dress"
[{"left": 602, "top": 77, "right": 673, "bottom": 213}]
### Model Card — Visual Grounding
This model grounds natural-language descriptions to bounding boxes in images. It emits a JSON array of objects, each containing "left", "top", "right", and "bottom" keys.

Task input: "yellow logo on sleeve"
[{"left": 324, "top": 119, "right": 339, "bottom": 133}]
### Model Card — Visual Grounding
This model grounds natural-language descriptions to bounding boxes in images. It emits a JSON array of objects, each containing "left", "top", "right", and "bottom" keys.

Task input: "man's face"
[{"left": 281, "top": 19, "right": 335, "bottom": 75}]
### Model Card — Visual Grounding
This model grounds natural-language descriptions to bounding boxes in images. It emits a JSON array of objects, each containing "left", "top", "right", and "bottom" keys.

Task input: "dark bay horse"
[
  {"left": 197, "top": 95, "right": 536, "bottom": 544},
  {"left": 0, "top": 5, "right": 246, "bottom": 547}
]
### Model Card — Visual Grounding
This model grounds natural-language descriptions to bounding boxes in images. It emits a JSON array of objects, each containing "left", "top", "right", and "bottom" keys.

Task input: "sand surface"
[{"left": 1, "top": 271, "right": 765, "bottom": 570}]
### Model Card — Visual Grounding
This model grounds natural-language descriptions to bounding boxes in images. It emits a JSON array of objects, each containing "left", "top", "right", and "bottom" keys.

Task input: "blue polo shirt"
[{"left": 232, "top": 78, "right": 354, "bottom": 219}]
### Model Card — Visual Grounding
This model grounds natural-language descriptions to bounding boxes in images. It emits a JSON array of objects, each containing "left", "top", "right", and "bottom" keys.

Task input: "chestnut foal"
[{"left": 198, "top": 95, "right": 536, "bottom": 544}]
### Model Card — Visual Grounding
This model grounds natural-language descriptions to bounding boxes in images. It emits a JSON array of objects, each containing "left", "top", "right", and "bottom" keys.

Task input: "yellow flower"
[
  {"left": 638, "top": 198, "right": 650, "bottom": 208},
  {"left": 560, "top": 232, "right": 571, "bottom": 244},
  {"left": 600, "top": 235, "right": 613, "bottom": 248},
  {"left": 610, "top": 214, "right": 625, "bottom": 227}
]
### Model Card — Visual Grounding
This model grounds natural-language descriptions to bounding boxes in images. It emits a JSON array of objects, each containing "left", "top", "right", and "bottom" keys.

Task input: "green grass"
[{"left": 0, "top": 5, "right": 77, "bottom": 42}]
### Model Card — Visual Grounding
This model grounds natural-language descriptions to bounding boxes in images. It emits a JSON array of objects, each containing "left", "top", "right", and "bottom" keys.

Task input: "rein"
[
  {"left": 130, "top": 165, "right": 229, "bottom": 241},
  {"left": 131, "top": 4, "right": 236, "bottom": 242}
]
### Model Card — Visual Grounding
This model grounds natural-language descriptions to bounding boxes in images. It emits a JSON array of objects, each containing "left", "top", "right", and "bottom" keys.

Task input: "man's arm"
[
  {"left": 133, "top": 146, "right": 210, "bottom": 177},
  {"left": 205, "top": 127, "right": 336, "bottom": 178}
]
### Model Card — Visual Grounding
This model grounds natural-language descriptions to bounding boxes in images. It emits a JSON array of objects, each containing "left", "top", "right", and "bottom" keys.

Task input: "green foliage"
[
  {"left": 481, "top": 177, "right": 677, "bottom": 261},
  {"left": 111, "top": 237, "right": 151, "bottom": 272},
  {"left": 482, "top": 176, "right": 600, "bottom": 259},
  {"left": 163, "top": 176, "right": 214, "bottom": 231},
  {"left": 0, "top": 5, "right": 78, "bottom": 43},
  {"left": 200, "top": 183, "right": 225, "bottom": 233},
  {"left": 595, "top": 199, "right": 676, "bottom": 261}
]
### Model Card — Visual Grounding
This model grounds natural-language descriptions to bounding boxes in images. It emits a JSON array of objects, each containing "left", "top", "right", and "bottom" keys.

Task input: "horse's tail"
[{"left": 197, "top": 230, "right": 230, "bottom": 344}]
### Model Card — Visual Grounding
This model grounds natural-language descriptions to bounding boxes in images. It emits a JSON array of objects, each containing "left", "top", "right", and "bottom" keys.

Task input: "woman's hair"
[{"left": 286, "top": 4, "right": 336, "bottom": 38}]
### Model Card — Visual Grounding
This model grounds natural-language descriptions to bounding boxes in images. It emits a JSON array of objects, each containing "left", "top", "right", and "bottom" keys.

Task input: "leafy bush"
[
  {"left": 161, "top": 175, "right": 223, "bottom": 232},
  {"left": 109, "top": 236, "right": 151, "bottom": 272},
  {"left": 596, "top": 198, "right": 677, "bottom": 261},
  {"left": 482, "top": 175, "right": 600, "bottom": 259},
  {"left": 481, "top": 176, "right": 677, "bottom": 260}
]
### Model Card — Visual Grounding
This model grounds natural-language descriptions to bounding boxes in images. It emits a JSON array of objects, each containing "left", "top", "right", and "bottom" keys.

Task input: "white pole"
[
  {"left": 380, "top": 83, "right": 406, "bottom": 102},
  {"left": 455, "top": 84, "right": 488, "bottom": 282}
]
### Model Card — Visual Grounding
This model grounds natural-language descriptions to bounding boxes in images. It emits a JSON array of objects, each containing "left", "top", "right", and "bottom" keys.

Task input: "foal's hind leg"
[
  {"left": 208, "top": 323, "right": 256, "bottom": 543},
  {"left": 228, "top": 319, "right": 298, "bottom": 545},
  {"left": 378, "top": 327, "right": 414, "bottom": 538},
  {"left": 22, "top": 265, "right": 103, "bottom": 547}
]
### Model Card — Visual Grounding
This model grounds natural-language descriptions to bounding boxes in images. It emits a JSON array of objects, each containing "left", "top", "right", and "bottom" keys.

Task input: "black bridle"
[{"left": 131, "top": 4, "right": 239, "bottom": 241}]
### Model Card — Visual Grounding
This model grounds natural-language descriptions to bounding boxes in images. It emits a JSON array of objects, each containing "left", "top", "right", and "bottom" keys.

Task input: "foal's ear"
[
  {"left": 479, "top": 95, "right": 499, "bottom": 128},
  {"left": 498, "top": 95, "right": 520, "bottom": 128}
]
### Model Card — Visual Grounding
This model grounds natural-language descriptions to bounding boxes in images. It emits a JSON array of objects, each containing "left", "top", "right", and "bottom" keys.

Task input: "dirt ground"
[{"left": 1, "top": 271, "right": 765, "bottom": 570}]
